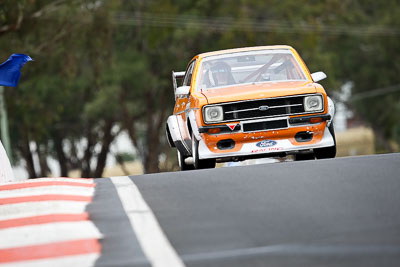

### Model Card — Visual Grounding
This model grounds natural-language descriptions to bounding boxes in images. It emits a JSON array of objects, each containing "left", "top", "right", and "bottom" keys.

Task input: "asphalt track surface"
[{"left": 90, "top": 153, "right": 400, "bottom": 267}]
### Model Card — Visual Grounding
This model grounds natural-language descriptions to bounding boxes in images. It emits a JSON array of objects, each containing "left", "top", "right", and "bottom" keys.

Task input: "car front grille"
[{"left": 221, "top": 96, "right": 305, "bottom": 122}]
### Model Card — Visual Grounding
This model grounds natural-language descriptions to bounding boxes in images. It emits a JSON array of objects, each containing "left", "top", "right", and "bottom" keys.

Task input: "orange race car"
[{"left": 166, "top": 46, "right": 336, "bottom": 170}]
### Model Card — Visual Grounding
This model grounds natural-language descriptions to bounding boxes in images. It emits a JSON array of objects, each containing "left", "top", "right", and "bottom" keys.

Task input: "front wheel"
[
  {"left": 177, "top": 150, "right": 194, "bottom": 171},
  {"left": 314, "top": 123, "right": 337, "bottom": 159},
  {"left": 192, "top": 134, "right": 216, "bottom": 169}
]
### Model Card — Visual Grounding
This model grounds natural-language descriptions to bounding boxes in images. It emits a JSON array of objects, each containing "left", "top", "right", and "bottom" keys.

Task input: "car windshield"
[{"left": 196, "top": 49, "right": 307, "bottom": 91}]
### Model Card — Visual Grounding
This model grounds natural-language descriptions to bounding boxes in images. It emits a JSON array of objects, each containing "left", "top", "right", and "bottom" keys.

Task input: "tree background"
[{"left": 0, "top": 0, "right": 399, "bottom": 177}]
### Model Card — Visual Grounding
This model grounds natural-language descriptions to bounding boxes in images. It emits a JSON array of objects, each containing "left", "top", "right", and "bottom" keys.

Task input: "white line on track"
[
  {"left": 110, "top": 176, "right": 185, "bottom": 267},
  {"left": 0, "top": 186, "right": 94, "bottom": 198},
  {"left": 0, "top": 221, "right": 102, "bottom": 249},
  {"left": 0, "top": 201, "right": 88, "bottom": 221},
  {"left": 0, "top": 253, "right": 100, "bottom": 267}
]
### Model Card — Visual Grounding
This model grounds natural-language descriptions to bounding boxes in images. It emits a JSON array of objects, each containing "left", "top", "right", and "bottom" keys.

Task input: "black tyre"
[
  {"left": 314, "top": 123, "right": 337, "bottom": 159},
  {"left": 177, "top": 150, "right": 194, "bottom": 171},
  {"left": 192, "top": 134, "right": 216, "bottom": 169}
]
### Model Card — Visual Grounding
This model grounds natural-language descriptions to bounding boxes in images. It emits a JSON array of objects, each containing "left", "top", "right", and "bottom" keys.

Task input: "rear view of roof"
[{"left": 196, "top": 45, "right": 294, "bottom": 59}]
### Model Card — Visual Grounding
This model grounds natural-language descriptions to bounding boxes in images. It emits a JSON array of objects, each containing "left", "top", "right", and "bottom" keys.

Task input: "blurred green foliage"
[{"left": 0, "top": 0, "right": 399, "bottom": 177}]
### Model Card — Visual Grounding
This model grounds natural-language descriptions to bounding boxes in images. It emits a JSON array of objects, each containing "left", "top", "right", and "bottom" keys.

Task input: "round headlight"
[
  {"left": 210, "top": 110, "right": 219, "bottom": 118},
  {"left": 304, "top": 95, "right": 323, "bottom": 112},
  {"left": 204, "top": 106, "right": 223, "bottom": 123},
  {"left": 307, "top": 98, "right": 319, "bottom": 108}
]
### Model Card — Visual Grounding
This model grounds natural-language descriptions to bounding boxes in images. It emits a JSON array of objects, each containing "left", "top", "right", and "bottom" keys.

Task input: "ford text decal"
[{"left": 256, "top": 140, "right": 277, "bottom": 147}]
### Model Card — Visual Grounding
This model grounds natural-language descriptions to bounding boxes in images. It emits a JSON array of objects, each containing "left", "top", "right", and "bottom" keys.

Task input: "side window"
[{"left": 183, "top": 61, "right": 196, "bottom": 86}]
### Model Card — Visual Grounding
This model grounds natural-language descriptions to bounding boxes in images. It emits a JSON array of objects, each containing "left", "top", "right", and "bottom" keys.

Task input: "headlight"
[
  {"left": 304, "top": 95, "right": 323, "bottom": 112},
  {"left": 204, "top": 106, "right": 223, "bottom": 123}
]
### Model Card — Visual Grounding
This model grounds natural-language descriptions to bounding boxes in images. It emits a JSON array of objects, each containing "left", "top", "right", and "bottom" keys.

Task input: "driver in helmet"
[{"left": 207, "top": 61, "right": 235, "bottom": 87}]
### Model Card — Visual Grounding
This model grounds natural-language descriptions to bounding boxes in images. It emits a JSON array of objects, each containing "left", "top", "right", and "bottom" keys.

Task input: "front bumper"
[
  {"left": 197, "top": 114, "right": 334, "bottom": 160},
  {"left": 198, "top": 126, "right": 334, "bottom": 160}
]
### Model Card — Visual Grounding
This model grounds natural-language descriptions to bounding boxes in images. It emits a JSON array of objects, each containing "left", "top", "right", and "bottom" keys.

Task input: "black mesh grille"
[
  {"left": 223, "top": 96, "right": 304, "bottom": 121},
  {"left": 243, "top": 120, "right": 288, "bottom": 132}
]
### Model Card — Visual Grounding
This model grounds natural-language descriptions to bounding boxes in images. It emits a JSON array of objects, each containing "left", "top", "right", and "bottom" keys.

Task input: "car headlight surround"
[
  {"left": 204, "top": 106, "right": 223, "bottom": 123},
  {"left": 304, "top": 95, "right": 323, "bottom": 112}
]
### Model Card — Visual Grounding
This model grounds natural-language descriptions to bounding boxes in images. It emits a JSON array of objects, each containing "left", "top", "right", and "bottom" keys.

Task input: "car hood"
[{"left": 201, "top": 81, "right": 317, "bottom": 104}]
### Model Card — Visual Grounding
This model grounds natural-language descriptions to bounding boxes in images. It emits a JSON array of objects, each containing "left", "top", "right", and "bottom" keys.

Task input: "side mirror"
[
  {"left": 175, "top": 86, "right": 190, "bottom": 97},
  {"left": 311, "top": 71, "right": 327, "bottom": 82}
]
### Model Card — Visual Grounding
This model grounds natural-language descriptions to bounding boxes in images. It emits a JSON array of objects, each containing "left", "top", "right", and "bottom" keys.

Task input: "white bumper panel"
[
  {"left": 327, "top": 96, "right": 335, "bottom": 127},
  {"left": 167, "top": 115, "right": 181, "bottom": 143},
  {"left": 198, "top": 126, "right": 335, "bottom": 160}
]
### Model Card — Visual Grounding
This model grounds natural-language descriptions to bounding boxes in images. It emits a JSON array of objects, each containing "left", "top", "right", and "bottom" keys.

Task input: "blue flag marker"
[{"left": 0, "top": 54, "right": 33, "bottom": 87}]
